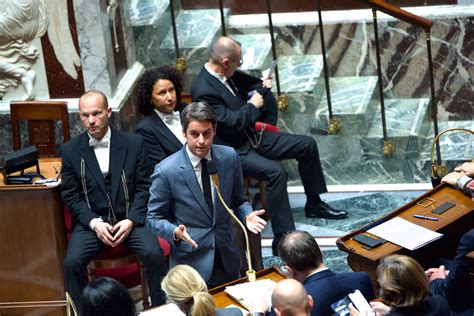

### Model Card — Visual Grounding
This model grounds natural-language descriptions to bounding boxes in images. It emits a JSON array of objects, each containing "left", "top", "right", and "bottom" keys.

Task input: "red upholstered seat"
[{"left": 63, "top": 208, "right": 170, "bottom": 309}]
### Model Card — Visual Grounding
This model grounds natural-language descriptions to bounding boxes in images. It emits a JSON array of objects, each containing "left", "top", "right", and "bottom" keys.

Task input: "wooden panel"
[
  {"left": 10, "top": 101, "right": 70, "bottom": 157},
  {"left": 0, "top": 159, "right": 66, "bottom": 316}
]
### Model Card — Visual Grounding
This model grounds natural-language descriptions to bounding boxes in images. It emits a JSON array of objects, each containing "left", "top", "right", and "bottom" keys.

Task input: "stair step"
[
  {"left": 127, "top": 0, "right": 171, "bottom": 26},
  {"left": 364, "top": 98, "right": 431, "bottom": 158},
  {"left": 420, "top": 120, "right": 474, "bottom": 171},
  {"left": 232, "top": 33, "right": 276, "bottom": 78},
  {"left": 271, "top": 55, "right": 325, "bottom": 135},
  {"left": 160, "top": 9, "right": 230, "bottom": 90},
  {"left": 160, "top": 9, "right": 229, "bottom": 49},
  {"left": 315, "top": 76, "right": 379, "bottom": 135},
  {"left": 129, "top": 1, "right": 178, "bottom": 67},
  {"left": 276, "top": 55, "right": 324, "bottom": 94}
]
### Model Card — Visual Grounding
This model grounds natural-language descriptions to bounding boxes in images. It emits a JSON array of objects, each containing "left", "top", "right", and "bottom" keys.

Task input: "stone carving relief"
[{"left": 0, "top": 0, "right": 81, "bottom": 100}]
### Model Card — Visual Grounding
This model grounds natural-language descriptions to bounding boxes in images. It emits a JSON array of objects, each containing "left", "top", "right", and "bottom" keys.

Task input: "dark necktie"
[
  {"left": 227, "top": 77, "right": 238, "bottom": 94},
  {"left": 201, "top": 158, "right": 214, "bottom": 212}
]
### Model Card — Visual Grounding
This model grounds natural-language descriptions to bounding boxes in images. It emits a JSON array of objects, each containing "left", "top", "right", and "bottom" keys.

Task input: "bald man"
[
  {"left": 191, "top": 36, "right": 347, "bottom": 256},
  {"left": 272, "top": 279, "right": 314, "bottom": 316}
]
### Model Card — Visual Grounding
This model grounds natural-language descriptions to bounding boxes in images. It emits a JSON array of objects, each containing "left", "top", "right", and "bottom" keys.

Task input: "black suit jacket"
[
  {"left": 191, "top": 68, "right": 263, "bottom": 153},
  {"left": 430, "top": 228, "right": 474, "bottom": 313},
  {"left": 388, "top": 295, "right": 450, "bottom": 316},
  {"left": 60, "top": 128, "right": 152, "bottom": 228},
  {"left": 303, "top": 269, "right": 375, "bottom": 316},
  {"left": 135, "top": 112, "right": 183, "bottom": 167}
]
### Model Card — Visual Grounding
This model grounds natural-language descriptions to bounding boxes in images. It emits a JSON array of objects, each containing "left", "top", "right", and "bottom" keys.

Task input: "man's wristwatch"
[{"left": 249, "top": 312, "right": 265, "bottom": 316}]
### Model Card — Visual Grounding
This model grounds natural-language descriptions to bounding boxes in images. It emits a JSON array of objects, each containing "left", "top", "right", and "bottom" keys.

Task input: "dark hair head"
[
  {"left": 135, "top": 65, "right": 183, "bottom": 116},
  {"left": 79, "top": 90, "right": 109, "bottom": 110},
  {"left": 377, "top": 255, "right": 428, "bottom": 308},
  {"left": 210, "top": 36, "right": 241, "bottom": 65},
  {"left": 79, "top": 277, "right": 135, "bottom": 316},
  {"left": 180, "top": 102, "right": 217, "bottom": 133},
  {"left": 277, "top": 230, "right": 323, "bottom": 271}
]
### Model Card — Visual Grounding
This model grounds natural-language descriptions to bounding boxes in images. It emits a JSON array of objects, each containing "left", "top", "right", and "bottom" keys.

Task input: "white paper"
[
  {"left": 367, "top": 217, "right": 443, "bottom": 251},
  {"left": 139, "top": 303, "right": 184, "bottom": 315},
  {"left": 224, "top": 279, "right": 276, "bottom": 310}
]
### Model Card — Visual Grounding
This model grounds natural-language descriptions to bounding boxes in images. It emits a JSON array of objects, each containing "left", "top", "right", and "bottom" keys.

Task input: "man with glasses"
[
  {"left": 191, "top": 36, "right": 348, "bottom": 256},
  {"left": 61, "top": 90, "right": 167, "bottom": 307},
  {"left": 277, "top": 230, "right": 374, "bottom": 316}
]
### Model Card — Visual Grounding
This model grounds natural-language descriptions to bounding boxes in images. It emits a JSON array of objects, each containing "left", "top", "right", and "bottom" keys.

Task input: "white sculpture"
[{"left": 0, "top": 0, "right": 81, "bottom": 100}]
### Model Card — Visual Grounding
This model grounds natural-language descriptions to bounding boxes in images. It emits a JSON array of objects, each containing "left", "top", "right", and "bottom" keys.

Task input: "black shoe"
[
  {"left": 272, "top": 233, "right": 284, "bottom": 256},
  {"left": 305, "top": 201, "right": 348, "bottom": 219}
]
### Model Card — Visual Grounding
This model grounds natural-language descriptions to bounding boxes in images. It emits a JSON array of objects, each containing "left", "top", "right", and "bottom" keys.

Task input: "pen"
[{"left": 413, "top": 214, "right": 439, "bottom": 221}]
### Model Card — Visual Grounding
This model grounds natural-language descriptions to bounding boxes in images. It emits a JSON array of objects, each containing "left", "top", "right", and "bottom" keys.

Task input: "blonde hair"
[
  {"left": 161, "top": 265, "right": 216, "bottom": 316},
  {"left": 377, "top": 255, "right": 428, "bottom": 308}
]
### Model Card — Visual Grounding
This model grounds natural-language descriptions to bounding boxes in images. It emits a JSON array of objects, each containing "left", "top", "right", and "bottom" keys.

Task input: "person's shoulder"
[
  {"left": 191, "top": 67, "right": 214, "bottom": 93},
  {"left": 113, "top": 129, "right": 143, "bottom": 142},
  {"left": 213, "top": 144, "right": 237, "bottom": 155},
  {"left": 191, "top": 66, "right": 207, "bottom": 84},
  {"left": 460, "top": 228, "right": 474, "bottom": 249},
  {"left": 422, "top": 295, "right": 451, "bottom": 315},
  {"left": 135, "top": 113, "right": 156, "bottom": 130},
  {"left": 158, "top": 148, "right": 185, "bottom": 168},
  {"left": 61, "top": 133, "right": 84, "bottom": 153},
  {"left": 336, "top": 271, "right": 372, "bottom": 283}
]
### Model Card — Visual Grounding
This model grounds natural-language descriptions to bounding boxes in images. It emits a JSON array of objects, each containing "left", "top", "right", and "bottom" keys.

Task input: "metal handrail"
[
  {"left": 265, "top": 0, "right": 281, "bottom": 96},
  {"left": 366, "top": 0, "right": 433, "bottom": 31},
  {"left": 169, "top": 0, "right": 180, "bottom": 58},
  {"left": 218, "top": 0, "right": 227, "bottom": 36},
  {"left": 363, "top": 0, "right": 438, "bottom": 158}
]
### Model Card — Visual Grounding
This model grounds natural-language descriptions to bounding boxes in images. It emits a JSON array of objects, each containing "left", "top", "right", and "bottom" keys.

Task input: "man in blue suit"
[
  {"left": 146, "top": 102, "right": 267, "bottom": 287},
  {"left": 277, "top": 231, "right": 375, "bottom": 316}
]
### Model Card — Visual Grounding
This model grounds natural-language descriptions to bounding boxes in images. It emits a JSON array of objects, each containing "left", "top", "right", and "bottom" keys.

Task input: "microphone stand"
[{"left": 209, "top": 171, "right": 256, "bottom": 282}]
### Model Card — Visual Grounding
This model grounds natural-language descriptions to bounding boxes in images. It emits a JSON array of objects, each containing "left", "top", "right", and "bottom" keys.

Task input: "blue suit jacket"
[
  {"left": 304, "top": 269, "right": 375, "bottom": 316},
  {"left": 146, "top": 144, "right": 253, "bottom": 281}
]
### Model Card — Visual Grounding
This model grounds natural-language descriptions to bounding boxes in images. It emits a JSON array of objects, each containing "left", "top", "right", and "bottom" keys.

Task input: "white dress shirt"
[
  {"left": 87, "top": 126, "right": 111, "bottom": 229},
  {"left": 185, "top": 145, "right": 215, "bottom": 204},
  {"left": 155, "top": 109, "right": 186, "bottom": 144},
  {"left": 88, "top": 127, "right": 111, "bottom": 176}
]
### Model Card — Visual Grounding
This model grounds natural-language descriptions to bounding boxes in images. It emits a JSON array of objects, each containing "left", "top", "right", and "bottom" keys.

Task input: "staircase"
[{"left": 126, "top": 1, "right": 474, "bottom": 185}]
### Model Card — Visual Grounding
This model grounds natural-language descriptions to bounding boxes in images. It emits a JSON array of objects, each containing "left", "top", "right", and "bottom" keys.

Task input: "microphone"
[{"left": 206, "top": 160, "right": 256, "bottom": 282}]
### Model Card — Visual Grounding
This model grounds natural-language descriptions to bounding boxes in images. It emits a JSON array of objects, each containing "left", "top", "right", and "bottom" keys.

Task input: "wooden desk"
[
  {"left": 337, "top": 183, "right": 474, "bottom": 290},
  {"left": 209, "top": 267, "right": 287, "bottom": 309},
  {"left": 142, "top": 267, "right": 287, "bottom": 315},
  {"left": 0, "top": 158, "right": 67, "bottom": 315}
]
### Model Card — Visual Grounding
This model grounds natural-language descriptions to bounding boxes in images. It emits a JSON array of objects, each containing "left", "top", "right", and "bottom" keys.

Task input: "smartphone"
[
  {"left": 352, "top": 234, "right": 384, "bottom": 249},
  {"left": 331, "top": 290, "right": 374, "bottom": 316},
  {"left": 348, "top": 289, "right": 374, "bottom": 316},
  {"left": 431, "top": 201, "right": 455, "bottom": 215}
]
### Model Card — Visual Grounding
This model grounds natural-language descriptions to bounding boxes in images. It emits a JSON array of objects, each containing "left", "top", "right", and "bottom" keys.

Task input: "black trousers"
[
  {"left": 63, "top": 224, "right": 167, "bottom": 307},
  {"left": 240, "top": 131, "right": 327, "bottom": 234}
]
